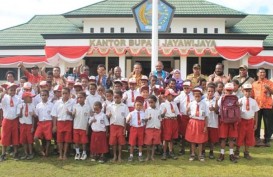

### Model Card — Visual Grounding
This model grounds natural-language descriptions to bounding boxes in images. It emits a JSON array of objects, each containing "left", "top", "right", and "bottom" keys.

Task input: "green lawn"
[{"left": 0, "top": 144, "right": 272, "bottom": 177}]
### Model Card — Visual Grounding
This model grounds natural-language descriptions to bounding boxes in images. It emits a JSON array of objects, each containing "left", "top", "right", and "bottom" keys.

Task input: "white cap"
[
  {"left": 129, "top": 78, "right": 137, "bottom": 83},
  {"left": 183, "top": 81, "right": 191, "bottom": 86},
  {"left": 225, "top": 83, "right": 234, "bottom": 90},
  {"left": 243, "top": 83, "right": 252, "bottom": 89},
  {"left": 192, "top": 87, "right": 203, "bottom": 94},
  {"left": 141, "top": 75, "right": 149, "bottom": 81},
  {"left": 23, "top": 82, "right": 32, "bottom": 89},
  {"left": 121, "top": 78, "right": 128, "bottom": 83},
  {"left": 89, "top": 76, "right": 96, "bottom": 80}
]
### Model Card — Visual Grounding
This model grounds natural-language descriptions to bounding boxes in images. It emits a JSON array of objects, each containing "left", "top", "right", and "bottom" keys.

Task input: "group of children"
[{"left": 0, "top": 72, "right": 260, "bottom": 164}]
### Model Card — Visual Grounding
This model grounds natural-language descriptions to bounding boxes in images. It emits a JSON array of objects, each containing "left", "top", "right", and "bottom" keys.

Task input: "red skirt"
[
  {"left": 90, "top": 132, "right": 109, "bottom": 154},
  {"left": 237, "top": 119, "right": 255, "bottom": 147},
  {"left": 185, "top": 119, "right": 208, "bottom": 144}
]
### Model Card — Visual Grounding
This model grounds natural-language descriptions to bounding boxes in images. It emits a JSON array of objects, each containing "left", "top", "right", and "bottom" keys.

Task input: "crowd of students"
[{"left": 0, "top": 61, "right": 271, "bottom": 164}]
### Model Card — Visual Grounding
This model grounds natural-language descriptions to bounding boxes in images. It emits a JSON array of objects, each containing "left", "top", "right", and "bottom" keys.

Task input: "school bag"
[{"left": 220, "top": 95, "right": 240, "bottom": 123}]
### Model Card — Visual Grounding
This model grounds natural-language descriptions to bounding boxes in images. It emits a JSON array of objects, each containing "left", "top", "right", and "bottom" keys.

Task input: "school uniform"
[
  {"left": 122, "top": 89, "right": 140, "bottom": 112},
  {"left": 185, "top": 100, "right": 208, "bottom": 144},
  {"left": 237, "top": 97, "right": 259, "bottom": 146},
  {"left": 160, "top": 100, "right": 179, "bottom": 141},
  {"left": 51, "top": 99, "right": 74, "bottom": 143},
  {"left": 33, "top": 91, "right": 54, "bottom": 107},
  {"left": 126, "top": 110, "right": 145, "bottom": 146},
  {"left": 174, "top": 91, "right": 194, "bottom": 136},
  {"left": 86, "top": 92, "right": 102, "bottom": 111},
  {"left": 34, "top": 101, "right": 54, "bottom": 140},
  {"left": 107, "top": 102, "right": 129, "bottom": 145},
  {"left": 102, "top": 100, "right": 113, "bottom": 114},
  {"left": 1, "top": 94, "right": 21, "bottom": 146},
  {"left": 17, "top": 102, "right": 35, "bottom": 144},
  {"left": 204, "top": 97, "right": 219, "bottom": 143},
  {"left": 73, "top": 103, "right": 91, "bottom": 144},
  {"left": 90, "top": 112, "right": 109, "bottom": 154},
  {"left": 17, "top": 89, "right": 36, "bottom": 100},
  {"left": 144, "top": 107, "right": 162, "bottom": 145}
]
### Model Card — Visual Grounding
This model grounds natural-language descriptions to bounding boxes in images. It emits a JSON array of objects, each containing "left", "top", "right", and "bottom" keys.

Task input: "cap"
[
  {"left": 173, "top": 69, "right": 180, "bottom": 74},
  {"left": 140, "top": 86, "right": 149, "bottom": 92},
  {"left": 164, "top": 89, "right": 178, "bottom": 96},
  {"left": 224, "top": 83, "right": 234, "bottom": 91},
  {"left": 7, "top": 83, "right": 19, "bottom": 89},
  {"left": 193, "top": 64, "right": 201, "bottom": 69},
  {"left": 22, "top": 92, "right": 35, "bottom": 99},
  {"left": 135, "top": 96, "right": 144, "bottom": 103},
  {"left": 23, "top": 82, "right": 32, "bottom": 89},
  {"left": 243, "top": 83, "right": 252, "bottom": 90},
  {"left": 239, "top": 65, "right": 248, "bottom": 70},
  {"left": 141, "top": 75, "right": 149, "bottom": 81},
  {"left": 53, "top": 85, "right": 63, "bottom": 92},
  {"left": 192, "top": 87, "right": 203, "bottom": 94},
  {"left": 1, "top": 82, "right": 9, "bottom": 89},
  {"left": 73, "top": 82, "right": 83, "bottom": 89},
  {"left": 39, "top": 81, "right": 47, "bottom": 87},
  {"left": 129, "top": 78, "right": 137, "bottom": 84},
  {"left": 114, "top": 79, "right": 122, "bottom": 84},
  {"left": 67, "top": 76, "right": 75, "bottom": 84},
  {"left": 121, "top": 78, "right": 128, "bottom": 83},
  {"left": 89, "top": 76, "right": 96, "bottom": 81},
  {"left": 79, "top": 74, "right": 89, "bottom": 80},
  {"left": 183, "top": 81, "right": 191, "bottom": 87},
  {"left": 31, "top": 65, "right": 39, "bottom": 69}
]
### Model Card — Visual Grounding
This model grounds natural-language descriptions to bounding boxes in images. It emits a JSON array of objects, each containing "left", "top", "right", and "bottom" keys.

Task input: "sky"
[{"left": 0, "top": 0, "right": 272, "bottom": 30}]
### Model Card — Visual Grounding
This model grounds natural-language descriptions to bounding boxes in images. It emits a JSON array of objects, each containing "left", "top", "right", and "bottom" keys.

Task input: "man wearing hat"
[
  {"left": 232, "top": 65, "right": 254, "bottom": 85},
  {"left": 187, "top": 64, "right": 207, "bottom": 88},
  {"left": 18, "top": 62, "right": 45, "bottom": 85}
]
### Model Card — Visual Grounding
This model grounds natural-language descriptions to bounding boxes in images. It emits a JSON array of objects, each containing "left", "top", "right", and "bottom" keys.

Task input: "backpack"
[{"left": 220, "top": 95, "right": 240, "bottom": 123}]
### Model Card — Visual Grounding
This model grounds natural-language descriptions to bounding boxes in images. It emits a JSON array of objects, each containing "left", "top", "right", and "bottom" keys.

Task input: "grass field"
[{"left": 0, "top": 143, "right": 273, "bottom": 177}]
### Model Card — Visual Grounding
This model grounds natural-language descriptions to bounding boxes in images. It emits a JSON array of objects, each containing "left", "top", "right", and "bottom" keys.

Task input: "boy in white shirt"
[
  {"left": 86, "top": 83, "right": 102, "bottom": 111},
  {"left": 122, "top": 78, "right": 140, "bottom": 112},
  {"left": 102, "top": 89, "right": 113, "bottom": 114}
]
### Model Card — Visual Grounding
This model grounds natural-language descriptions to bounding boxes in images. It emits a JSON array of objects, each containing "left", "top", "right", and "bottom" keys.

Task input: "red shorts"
[
  {"left": 207, "top": 127, "right": 219, "bottom": 143},
  {"left": 1, "top": 118, "right": 19, "bottom": 146},
  {"left": 73, "top": 129, "right": 88, "bottom": 144},
  {"left": 185, "top": 119, "right": 208, "bottom": 144},
  {"left": 144, "top": 128, "right": 161, "bottom": 145},
  {"left": 90, "top": 132, "right": 108, "bottom": 154},
  {"left": 129, "top": 126, "right": 145, "bottom": 146},
  {"left": 180, "top": 115, "right": 190, "bottom": 136},
  {"left": 109, "top": 125, "right": 126, "bottom": 145},
  {"left": 34, "top": 121, "right": 52, "bottom": 140},
  {"left": 57, "top": 121, "right": 73, "bottom": 143},
  {"left": 20, "top": 124, "right": 34, "bottom": 144},
  {"left": 237, "top": 119, "right": 255, "bottom": 147},
  {"left": 162, "top": 118, "right": 178, "bottom": 141},
  {"left": 219, "top": 122, "right": 238, "bottom": 139}
]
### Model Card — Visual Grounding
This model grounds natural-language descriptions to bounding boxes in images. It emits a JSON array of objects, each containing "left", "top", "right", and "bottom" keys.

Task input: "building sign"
[{"left": 132, "top": 0, "right": 175, "bottom": 32}]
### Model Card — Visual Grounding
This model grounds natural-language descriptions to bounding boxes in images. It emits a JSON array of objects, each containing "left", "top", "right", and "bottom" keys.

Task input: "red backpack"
[{"left": 220, "top": 95, "right": 240, "bottom": 123}]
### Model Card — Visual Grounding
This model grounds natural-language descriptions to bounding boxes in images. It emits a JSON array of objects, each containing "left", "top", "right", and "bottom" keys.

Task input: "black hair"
[
  {"left": 40, "top": 90, "right": 49, "bottom": 96},
  {"left": 231, "top": 79, "right": 240, "bottom": 85},
  {"left": 77, "top": 91, "right": 87, "bottom": 98},
  {"left": 20, "top": 76, "right": 28, "bottom": 82},
  {"left": 62, "top": 87, "right": 70, "bottom": 93},
  {"left": 114, "top": 90, "right": 123, "bottom": 97},
  {"left": 5, "top": 71, "right": 15, "bottom": 78},
  {"left": 215, "top": 81, "right": 224, "bottom": 87},
  {"left": 97, "top": 64, "right": 106, "bottom": 70},
  {"left": 257, "top": 67, "right": 266, "bottom": 73},
  {"left": 148, "top": 95, "right": 157, "bottom": 102},
  {"left": 94, "top": 101, "right": 102, "bottom": 109},
  {"left": 47, "top": 71, "right": 53, "bottom": 76},
  {"left": 105, "top": 89, "right": 113, "bottom": 95},
  {"left": 90, "top": 83, "right": 97, "bottom": 89}
]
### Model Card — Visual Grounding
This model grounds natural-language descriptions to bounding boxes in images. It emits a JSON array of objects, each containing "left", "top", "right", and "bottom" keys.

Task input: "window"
[
  {"left": 183, "top": 28, "right": 187, "bottom": 33},
  {"left": 85, "top": 57, "right": 106, "bottom": 75},
  {"left": 169, "top": 28, "right": 172, "bottom": 33},
  {"left": 193, "top": 28, "right": 197, "bottom": 33},
  {"left": 110, "top": 28, "right": 114, "bottom": 33},
  {"left": 204, "top": 28, "right": 208, "bottom": 34},
  {"left": 120, "top": 27, "right": 124, "bottom": 33},
  {"left": 90, "top": 28, "right": 94, "bottom": 33},
  {"left": 108, "top": 57, "right": 119, "bottom": 70},
  {"left": 0, "top": 68, "right": 18, "bottom": 81},
  {"left": 214, "top": 28, "right": 218, "bottom": 34},
  {"left": 100, "top": 28, "right": 104, "bottom": 33},
  {"left": 136, "top": 28, "right": 139, "bottom": 33}
]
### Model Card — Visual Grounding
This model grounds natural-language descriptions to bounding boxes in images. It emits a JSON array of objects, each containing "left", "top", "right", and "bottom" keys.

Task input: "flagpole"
[{"left": 151, "top": 0, "right": 159, "bottom": 71}]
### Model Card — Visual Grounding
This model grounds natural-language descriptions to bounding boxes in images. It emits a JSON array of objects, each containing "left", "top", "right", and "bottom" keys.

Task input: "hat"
[
  {"left": 173, "top": 69, "right": 180, "bottom": 74},
  {"left": 183, "top": 81, "right": 191, "bottom": 87},
  {"left": 193, "top": 64, "right": 201, "bottom": 69},
  {"left": 22, "top": 92, "right": 35, "bottom": 99},
  {"left": 89, "top": 76, "right": 96, "bottom": 81},
  {"left": 239, "top": 65, "right": 248, "bottom": 70},
  {"left": 192, "top": 87, "right": 203, "bottom": 94},
  {"left": 243, "top": 83, "right": 252, "bottom": 90},
  {"left": 73, "top": 82, "right": 83, "bottom": 89},
  {"left": 23, "top": 82, "right": 32, "bottom": 89},
  {"left": 164, "top": 89, "right": 178, "bottom": 96},
  {"left": 53, "top": 85, "right": 63, "bottom": 92},
  {"left": 224, "top": 83, "right": 234, "bottom": 91},
  {"left": 114, "top": 79, "right": 122, "bottom": 84},
  {"left": 7, "top": 83, "right": 18, "bottom": 89},
  {"left": 80, "top": 74, "right": 89, "bottom": 80},
  {"left": 39, "top": 81, "right": 47, "bottom": 87},
  {"left": 135, "top": 96, "right": 144, "bottom": 103},
  {"left": 67, "top": 76, "right": 75, "bottom": 84},
  {"left": 141, "top": 75, "right": 149, "bottom": 81},
  {"left": 129, "top": 78, "right": 137, "bottom": 84},
  {"left": 31, "top": 65, "right": 39, "bottom": 69},
  {"left": 1, "top": 82, "right": 9, "bottom": 89},
  {"left": 140, "top": 86, "right": 149, "bottom": 92},
  {"left": 121, "top": 78, "right": 128, "bottom": 83}
]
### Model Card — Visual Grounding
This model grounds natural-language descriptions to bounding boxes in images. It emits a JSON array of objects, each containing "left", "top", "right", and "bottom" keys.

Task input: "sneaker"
[
  {"left": 217, "top": 154, "right": 224, "bottom": 162},
  {"left": 229, "top": 154, "right": 238, "bottom": 163},
  {"left": 189, "top": 155, "right": 195, "bottom": 161},
  {"left": 90, "top": 156, "right": 96, "bottom": 162},
  {"left": 161, "top": 153, "right": 167, "bottom": 160},
  {"left": 8, "top": 146, "right": 14, "bottom": 156},
  {"left": 138, "top": 156, "right": 144, "bottom": 162},
  {"left": 27, "top": 154, "right": 34, "bottom": 160},
  {"left": 199, "top": 155, "right": 205, "bottom": 162},
  {"left": 234, "top": 150, "right": 240, "bottom": 159},
  {"left": 128, "top": 156, "right": 133, "bottom": 162},
  {"left": 74, "top": 153, "right": 80, "bottom": 160},
  {"left": 202, "top": 150, "right": 206, "bottom": 158},
  {"left": 209, "top": 151, "right": 215, "bottom": 159},
  {"left": 0, "top": 154, "right": 7, "bottom": 162},
  {"left": 255, "top": 138, "right": 264, "bottom": 147},
  {"left": 80, "top": 153, "right": 87, "bottom": 160},
  {"left": 243, "top": 151, "right": 252, "bottom": 160},
  {"left": 169, "top": 152, "right": 178, "bottom": 160},
  {"left": 178, "top": 149, "right": 185, "bottom": 155},
  {"left": 13, "top": 152, "right": 19, "bottom": 161},
  {"left": 98, "top": 157, "right": 105, "bottom": 163},
  {"left": 20, "top": 154, "right": 28, "bottom": 160}
]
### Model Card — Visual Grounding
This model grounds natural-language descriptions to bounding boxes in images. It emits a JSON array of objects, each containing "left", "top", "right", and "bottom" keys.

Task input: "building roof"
[
  {"left": 64, "top": 0, "right": 246, "bottom": 17},
  {"left": 0, "top": 15, "right": 81, "bottom": 48},
  {"left": 230, "top": 15, "right": 273, "bottom": 48}
]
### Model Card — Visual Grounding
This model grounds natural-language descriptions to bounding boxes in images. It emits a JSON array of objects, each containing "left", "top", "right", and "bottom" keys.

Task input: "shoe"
[
  {"left": 234, "top": 150, "right": 240, "bottom": 159},
  {"left": 169, "top": 152, "right": 178, "bottom": 160},
  {"left": 53, "top": 148, "right": 59, "bottom": 155},
  {"left": 178, "top": 149, "right": 185, "bottom": 155},
  {"left": 128, "top": 156, "right": 133, "bottom": 162},
  {"left": 8, "top": 146, "right": 14, "bottom": 156},
  {"left": 202, "top": 150, "right": 206, "bottom": 158},
  {"left": 189, "top": 155, "right": 195, "bottom": 161},
  {"left": 13, "top": 152, "right": 19, "bottom": 161},
  {"left": 264, "top": 142, "right": 271, "bottom": 147},
  {"left": 20, "top": 154, "right": 28, "bottom": 160},
  {"left": 217, "top": 154, "right": 224, "bottom": 162},
  {"left": 27, "top": 154, "right": 34, "bottom": 160},
  {"left": 199, "top": 155, "right": 205, "bottom": 162},
  {"left": 80, "top": 153, "right": 87, "bottom": 160},
  {"left": 255, "top": 138, "right": 264, "bottom": 147},
  {"left": 138, "top": 156, "right": 144, "bottom": 162},
  {"left": 229, "top": 154, "right": 238, "bottom": 163},
  {"left": 0, "top": 154, "right": 7, "bottom": 162},
  {"left": 75, "top": 153, "right": 80, "bottom": 160},
  {"left": 244, "top": 151, "right": 252, "bottom": 160},
  {"left": 90, "top": 155, "right": 96, "bottom": 162},
  {"left": 209, "top": 151, "right": 215, "bottom": 159},
  {"left": 161, "top": 153, "right": 167, "bottom": 160},
  {"left": 98, "top": 157, "right": 105, "bottom": 163}
]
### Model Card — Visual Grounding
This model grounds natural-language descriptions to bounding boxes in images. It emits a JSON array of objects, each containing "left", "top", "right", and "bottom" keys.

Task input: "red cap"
[
  {"left": 22, "top": 92, "right": 35, "bottom": 99},
  {"left": 73, "top": 82, "right": 83, "bottom": 89},
  {"left": 164, "top": 89, "right": 178, "bottom": 96},
  {"left": 53, "top": 85, "right": 63, "bottom": 92},
  {"left": 7, "top": 83, "right": 19, "bottom": 89},
  {"left": 67, "top": 76, "right": 75, "bottom": 84},
  {"left": 80, "top": 74, "right": 89, "bottom": 80},
  {"left": 140, "top": 86, "right": 149, "bottom": 92},
  {"left": 135, "top": 96, "right": 144, "bottom": 103}
]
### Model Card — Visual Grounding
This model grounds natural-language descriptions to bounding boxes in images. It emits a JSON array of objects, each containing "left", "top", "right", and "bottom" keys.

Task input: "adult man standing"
[
  {"left": 150, "top": 61, "right": 169, "bottom": 86},
  {"left": 208, "top": 63, "right": 230, "bottom": 84},
  {"left": 186, "top": 64, "right": 207, "bottom": 87},
  {"left": 232, "top": 65, "right": 254, "bottom": 85},
  {"left": 106, "top": 66, "right": 123, "bottom": 89},
  {"left": 252, "top": 68, "right": 273, "bottom": 147},
  {"left": 18, "top": 62, "right": 44, "bottom": 84}
]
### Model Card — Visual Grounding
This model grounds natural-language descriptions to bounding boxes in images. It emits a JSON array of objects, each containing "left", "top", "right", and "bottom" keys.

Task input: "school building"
[{"left": 0, "top": 0, "right": 273, "bottom": 81}]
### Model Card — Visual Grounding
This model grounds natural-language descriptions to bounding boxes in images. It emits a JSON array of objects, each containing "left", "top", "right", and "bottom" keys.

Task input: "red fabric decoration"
[
  {"left": 249, "top": 56, "right": 273, "bottom": 66},
  {"left": 215, "top": 47, "right": 263, "bottom": 60}
]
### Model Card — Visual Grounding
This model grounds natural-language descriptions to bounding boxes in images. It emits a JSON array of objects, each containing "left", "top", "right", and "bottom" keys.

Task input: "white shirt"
[
  {"left": 90, "top": 112, "right": 109, "bottom": 132},
  {"left": 33, "top": 91, "right": 54, "bottom": 107},
  {"left": 1, "top": 94, "right": 21, "bottom": 119},
  {"left": 107, "top": 102, "right": 129, "bottom": 127},
  {"left": 145, "top": 107, "right": 161, "bottom": 129},
  {"left": 102, "top": 100, "right": 113, "bottom": 113},
  {"left": 160, "top": 100, "right": 179, "bottom": 118},
  {"left": 17, "top": 103, "right": 35, "bottom": 124},
  {"left": 204, "top": 97, "right": 219, "bottom": 128},
  {"left": 126, "top": 110, "right": 145, "bottom": 127},
  {"left": 51, "top": 98, "right": 74, "bottom": 121},
  {"left": 86, "top": 93, "right": 102, "bottom": 111},
  {"left": 35, "top": 101, "right": 54, "bottom": 121},
  {"left": 174, "top": 91, "right": 194, "bottom": 115},
  {"left": 188, "top": 100, "right": 208, "bottom": 120},
  {"left": 73, "top": 103, "right": 91, "bottom": 130},
  {"left": 123, "top": 89, "right": 140, "bottom": 107},
  {"left": 239, "top": 97, "right": 260, "bottom": 119}
]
